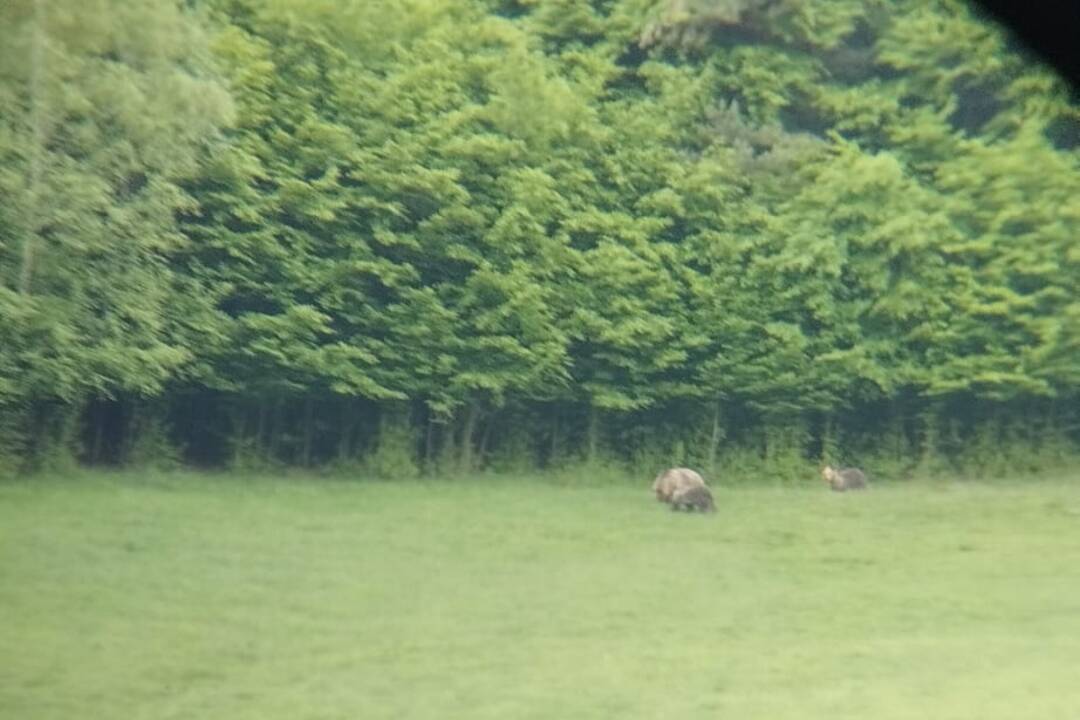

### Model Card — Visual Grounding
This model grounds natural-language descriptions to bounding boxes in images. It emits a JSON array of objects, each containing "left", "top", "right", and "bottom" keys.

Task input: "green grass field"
[{"left": 3, "top": 473, "right": 1080, "bottom": 719}]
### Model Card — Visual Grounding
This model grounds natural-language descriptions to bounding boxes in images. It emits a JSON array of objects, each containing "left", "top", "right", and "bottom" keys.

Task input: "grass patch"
[{"left": 2, "top": 472, "right": 1080, "bottom": 719}]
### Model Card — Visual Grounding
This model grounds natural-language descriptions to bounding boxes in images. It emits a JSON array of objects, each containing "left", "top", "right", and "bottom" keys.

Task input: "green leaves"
[
  {"left": 2, "top": 0, "right": 1078, "bottom": 471},
  {"left": 0, "top": 0, "right": 231, "bottom": 404}
]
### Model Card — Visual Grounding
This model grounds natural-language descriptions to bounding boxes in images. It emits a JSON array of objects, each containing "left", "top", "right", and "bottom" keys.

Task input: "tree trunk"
[
  {"left": 459, "top": 401, "right": 479, "bottom": 473},
  {"left": 708, "top": 399, "right": 723, "bottom": 474},
  {"left": 122, "top": 399, "right": 141, "bottom": 465},
  {"left": 761, "top": 419, "right": 772, "bottom": 462},
  {"left": 90, "top": 403, "right": 105, "bottom": 466},
  {"left": 301, "top": 397, "right": 314, "bottom": 467},
  {"left": 821, "top": 412, "right": 836, "bottom": 464},
  {"left": 228, "top": 402, "right": 251, "bottom": 467},
  {"left": 19, "top": 0, "right": 47, "bottom": 295},
  {"left": 268, "top": 400, "right": 282, "bottom": 464},
  {"left": 917, "top": 401, "right": 943, "bottom": 475},
  {"left": 424, "top": 408, "right": 436, "bottom": 472},
  {"left": 255, "top": 399, "right": 268, "bottom": 462},
  {"left": 887, "top": 401, "right": 905, "bottom": 464},
  {"left": 478, "top": 413, "right": 494, "bottom": 468},
  {"left": 549, "top": 407, "right": 559, "bottom": 467},
  {"left": 586, "top": 404, "right": 600, "bottom": 463},
  {"left": 338, "top": 397, "right": 354, "bottom": 462}
]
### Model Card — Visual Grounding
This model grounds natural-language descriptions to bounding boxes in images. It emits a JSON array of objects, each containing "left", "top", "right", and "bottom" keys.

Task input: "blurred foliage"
[{"left": 0, "top": 0, "right": 1077, "bottom": 477}]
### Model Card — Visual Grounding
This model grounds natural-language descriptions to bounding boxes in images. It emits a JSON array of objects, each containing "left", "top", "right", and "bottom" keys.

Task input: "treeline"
[{"left": 1, "top": 0, "right": 1078, "bottom": 479}]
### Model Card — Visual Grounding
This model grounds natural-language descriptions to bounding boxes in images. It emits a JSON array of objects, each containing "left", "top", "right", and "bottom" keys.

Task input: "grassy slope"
[{"left": 2, "top": 473, "right": 1079, "bottom": 719}]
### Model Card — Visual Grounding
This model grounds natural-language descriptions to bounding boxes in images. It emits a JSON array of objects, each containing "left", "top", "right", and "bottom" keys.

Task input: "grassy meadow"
[{"left": 2, "top": 472, "right": 1080, "bottom": 719}]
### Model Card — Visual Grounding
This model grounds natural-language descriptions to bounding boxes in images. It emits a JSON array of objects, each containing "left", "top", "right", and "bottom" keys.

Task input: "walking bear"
[
  {"left": 821, "top": 465, "right": 868, "bottom": 492},
  {"left": 670, "top": 484, "right": 716, "bottom": 513},
  {"left": 652, "top": 467, "right": 706, "bottom": 502}
]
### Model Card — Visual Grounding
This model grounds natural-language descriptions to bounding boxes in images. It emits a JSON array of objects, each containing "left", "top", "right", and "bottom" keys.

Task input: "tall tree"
[{"left": 0, "top": 0, "right": 232, "bottom": 466}]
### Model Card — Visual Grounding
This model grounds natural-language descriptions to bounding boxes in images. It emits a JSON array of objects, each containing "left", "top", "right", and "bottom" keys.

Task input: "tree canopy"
[{"left": 1, "top": 0, "right": 1077, "bottom": 478}]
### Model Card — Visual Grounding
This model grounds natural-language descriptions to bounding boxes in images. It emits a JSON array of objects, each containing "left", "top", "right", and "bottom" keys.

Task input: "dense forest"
[{"left": 1, "top": 0, "right": 1078, "bottom": 480}]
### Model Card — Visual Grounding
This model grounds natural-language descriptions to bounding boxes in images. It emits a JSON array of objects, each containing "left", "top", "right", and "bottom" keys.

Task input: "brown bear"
[
  {"left": 670, "top": 484, "right": 716, "bottom": 513},
  {"left": 652, "top": 467, "right": 706, "bottom": 503},
  {"left": 821, "top": 465, "right": 868, "bottom": 492}
]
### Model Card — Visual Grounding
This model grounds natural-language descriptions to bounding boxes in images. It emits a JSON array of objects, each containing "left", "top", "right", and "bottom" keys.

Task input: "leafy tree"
[
  {"left": 2, "top": 0, "right": 1077, "bottom": 476},
  {"left": 0, "top": 0, "right": 231, "bottom": 467}
]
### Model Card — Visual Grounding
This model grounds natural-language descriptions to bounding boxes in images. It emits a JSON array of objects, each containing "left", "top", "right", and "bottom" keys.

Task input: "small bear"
[
  {"left": 821, "top": 465, "right": 868, "bottom": 492},
  {"left": 670, "top": 484, "right": 716, "bottom": 513},
  {"left": 652, "top": 467, "right": 706, "bottom": 503}
]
